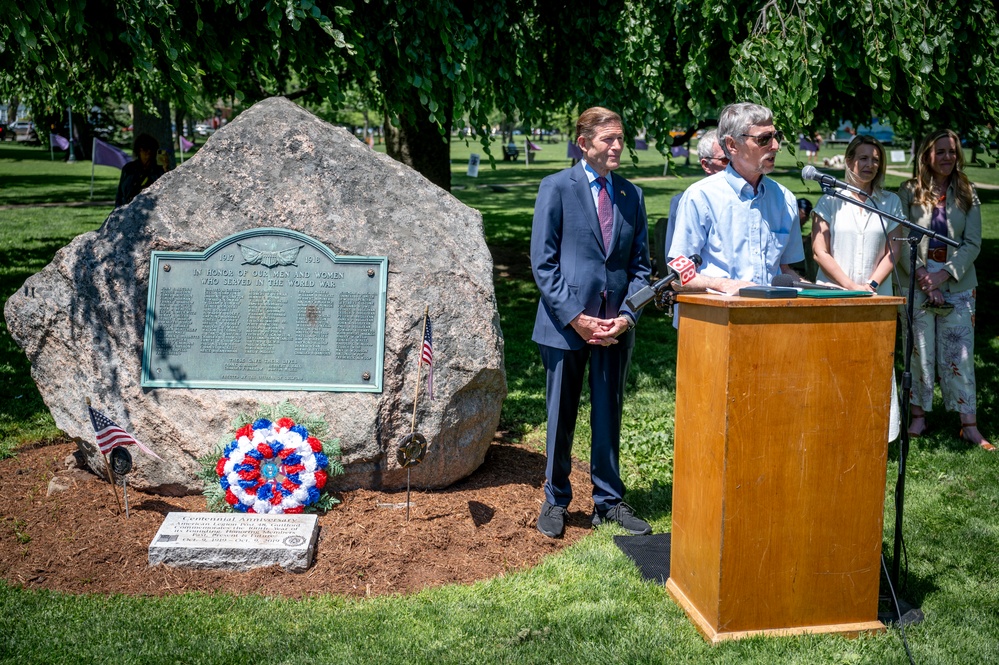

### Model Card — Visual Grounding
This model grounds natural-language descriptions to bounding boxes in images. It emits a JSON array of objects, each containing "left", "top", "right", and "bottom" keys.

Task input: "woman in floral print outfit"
[{"left": 898, "top": 129, "right": 993, "bottom": 451}]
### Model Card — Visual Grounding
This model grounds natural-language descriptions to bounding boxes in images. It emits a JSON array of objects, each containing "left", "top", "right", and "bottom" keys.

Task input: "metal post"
[{"left": 66, "top": 108, "right": 76, "bottom": 163}]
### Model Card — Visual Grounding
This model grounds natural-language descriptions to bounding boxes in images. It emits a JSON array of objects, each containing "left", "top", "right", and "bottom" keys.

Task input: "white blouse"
[{"left": 814, "top": 189, "right": 904, "bottom": 296}]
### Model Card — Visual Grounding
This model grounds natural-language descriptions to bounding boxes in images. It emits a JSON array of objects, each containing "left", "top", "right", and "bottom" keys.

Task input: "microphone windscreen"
[
  {"left": 771, "top": 274, "right": 795, "bottom": 288},
  {"left": 801, "top": 165, "right": 818, "bottom": 181}
]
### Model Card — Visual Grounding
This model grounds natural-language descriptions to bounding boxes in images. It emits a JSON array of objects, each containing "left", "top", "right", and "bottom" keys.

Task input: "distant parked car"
[
  {"left": 195, "top": 124, "right": 214, "bottom": 136},
  {"left": 11, "top": 121, "right": 38, "bottom": 143}
]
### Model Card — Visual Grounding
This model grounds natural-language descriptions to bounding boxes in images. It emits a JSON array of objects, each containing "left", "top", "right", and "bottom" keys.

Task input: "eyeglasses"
[
  {"left": 703, "top": 157, "right": 730, "bottom": 163},
  {"left": 740, "top": 130, "right": 784, "bottom": 146}
]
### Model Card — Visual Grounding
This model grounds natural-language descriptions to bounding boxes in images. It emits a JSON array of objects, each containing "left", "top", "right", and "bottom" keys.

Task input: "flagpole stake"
[
  {"left": 406, "top": 468, "right": 411, "bottom": 522},
  {"left": 121, "top": 477, "right": 130, "bottom": 518},
  {"left": 66, "top": 108, "right": 76, "bottom": 164},
  {"left": 90, "top": 137, "right": 95, "bottom": 200},
  {"left": 101, "top": 452, "right": 123, "bottom": 515},
  {"left": 405, "top": 306, "right": 430, "bottom": 521}
]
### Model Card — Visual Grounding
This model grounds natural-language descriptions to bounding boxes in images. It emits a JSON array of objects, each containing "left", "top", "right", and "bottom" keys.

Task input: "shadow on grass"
[
  {"left": 880, "top": 550, "right": 941, "bottom": 611},
  {"left": 0, "top": 173, "right": 116, "bottom": 204},
  {"left": 624, "top": 481, "right": 674, "bottom": 524}
]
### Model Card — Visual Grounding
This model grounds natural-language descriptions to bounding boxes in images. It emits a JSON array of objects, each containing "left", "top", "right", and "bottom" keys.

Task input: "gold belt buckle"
[{"left": 928, "top": 247, "right": 947, "bottom": 262}]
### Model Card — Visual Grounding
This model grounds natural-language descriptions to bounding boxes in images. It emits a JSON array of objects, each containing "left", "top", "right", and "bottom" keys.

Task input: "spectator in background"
[
  {"left": 800, "top": 133, "right": 820, "bottom": 165},
  {"left": 657, "top": 129, "right": 728, "bottom": 275},
  {"left": 115, "top": 133, "right": 168, "bottom": 207}
]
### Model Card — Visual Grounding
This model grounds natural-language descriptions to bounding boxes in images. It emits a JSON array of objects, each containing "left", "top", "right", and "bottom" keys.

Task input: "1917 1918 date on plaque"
[{"left": 140, "top": 228, "right": 387, "bottom": 392}]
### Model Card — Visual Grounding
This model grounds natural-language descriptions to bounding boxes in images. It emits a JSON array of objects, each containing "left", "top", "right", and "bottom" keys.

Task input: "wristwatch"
[
  {"left": 869, "top": 279, "right": 879, "bottom": 289},
  {"left": 622, "top": 313, "right": 636, "bottom": 331}
]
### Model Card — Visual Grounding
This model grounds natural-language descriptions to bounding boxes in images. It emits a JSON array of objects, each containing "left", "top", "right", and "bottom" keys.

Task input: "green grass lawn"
[{"left": 2, "top": 139, "right": 998, "bottom": 664}]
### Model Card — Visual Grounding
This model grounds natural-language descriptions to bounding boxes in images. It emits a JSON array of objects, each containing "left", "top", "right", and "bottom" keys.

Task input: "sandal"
[
  {"left": 958, "top": 422, "right": 996, "bottom": 452},
  {"left": 907, "top": 415, "right": 928, "bottom": 438}
]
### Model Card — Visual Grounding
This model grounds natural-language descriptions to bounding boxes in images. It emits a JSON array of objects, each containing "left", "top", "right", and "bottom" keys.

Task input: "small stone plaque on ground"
[{"left": 148, "top": 512, "right": 319, "bottom": 572}]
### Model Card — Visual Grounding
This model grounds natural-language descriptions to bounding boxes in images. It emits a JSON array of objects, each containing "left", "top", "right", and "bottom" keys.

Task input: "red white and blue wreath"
[{"left": 216, "top": 417, "right": 330, "bottom": 514}]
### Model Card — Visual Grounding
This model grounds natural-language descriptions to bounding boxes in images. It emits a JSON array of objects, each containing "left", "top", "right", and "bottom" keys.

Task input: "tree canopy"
[{"left": 4, "top": 1, "right": 999, "bottom": 187}]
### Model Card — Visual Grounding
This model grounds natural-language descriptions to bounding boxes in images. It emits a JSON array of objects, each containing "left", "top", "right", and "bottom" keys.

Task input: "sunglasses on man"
[{"left": 740, "top": 130, "right": 784, "bottom": 146}]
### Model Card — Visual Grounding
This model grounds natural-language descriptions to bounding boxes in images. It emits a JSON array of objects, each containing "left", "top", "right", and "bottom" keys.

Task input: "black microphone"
[
  {"left": 772, "top": 274, "right": 845, "bottom": 291},
  {"left": 801, "top": 165, "right": 867, "bottom": 197},
  {"left": 626, "top": 254, "right": 702, "bottom": 311}
]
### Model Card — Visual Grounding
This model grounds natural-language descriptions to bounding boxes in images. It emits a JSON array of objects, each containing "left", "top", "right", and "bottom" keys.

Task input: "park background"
[
  {"left": 3, "top": 1, "right": 999, "bottom": 662},
  {"left": 1, "top": 132, "right": 998, "bottom": 663}
]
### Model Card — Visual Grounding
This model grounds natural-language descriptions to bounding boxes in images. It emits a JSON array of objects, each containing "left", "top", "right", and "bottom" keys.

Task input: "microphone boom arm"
[{"left": 817, "top": 185, "right": 958, "bottom": 248}]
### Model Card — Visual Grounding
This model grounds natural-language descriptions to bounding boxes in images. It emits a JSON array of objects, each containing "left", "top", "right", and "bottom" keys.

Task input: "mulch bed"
[{"left": 0, "top": 435, "right": 592, "bottom": 598}]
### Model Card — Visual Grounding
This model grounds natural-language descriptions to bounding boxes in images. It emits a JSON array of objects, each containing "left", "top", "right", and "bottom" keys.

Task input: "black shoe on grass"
[{"left": 591, "top": 502, "right": 651, "bottom": 535}]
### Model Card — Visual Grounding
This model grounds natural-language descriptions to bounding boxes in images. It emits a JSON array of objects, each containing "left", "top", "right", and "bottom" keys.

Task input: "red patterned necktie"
[{"left": 596, "top": 176, "right": 613, "bottom": 252}]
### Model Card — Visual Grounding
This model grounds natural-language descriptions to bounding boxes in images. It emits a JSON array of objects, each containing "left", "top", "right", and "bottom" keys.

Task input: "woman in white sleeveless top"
[{"left": 812, "top": 135, "right": 904, "bottom": 441}]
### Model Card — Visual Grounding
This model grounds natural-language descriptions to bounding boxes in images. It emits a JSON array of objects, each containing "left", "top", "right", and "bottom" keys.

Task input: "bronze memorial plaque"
[{"left": 141, "top": 228, "right": 387, "bottom": 392}]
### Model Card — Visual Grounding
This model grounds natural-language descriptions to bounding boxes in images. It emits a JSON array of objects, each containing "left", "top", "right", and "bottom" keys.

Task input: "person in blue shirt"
[
  {"left": 530, "top": 107, "right": 652, "bottom": 539},
  {"left": 667, "top": 102, "right": 804, "bottom": 295}
]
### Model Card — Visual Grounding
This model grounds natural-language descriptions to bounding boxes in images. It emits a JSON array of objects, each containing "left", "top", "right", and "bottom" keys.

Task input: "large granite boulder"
[{"left": 4, "top": 96, "right": 506, "bottom": 495}]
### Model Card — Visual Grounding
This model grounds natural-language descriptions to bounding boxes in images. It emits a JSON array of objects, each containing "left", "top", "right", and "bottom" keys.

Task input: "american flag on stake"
[
  {"left": 88, "top": 405, "right": 164, "bottom": 460},
  {"left": 421, "top": 316, "right": 434, "bottom": 401}
]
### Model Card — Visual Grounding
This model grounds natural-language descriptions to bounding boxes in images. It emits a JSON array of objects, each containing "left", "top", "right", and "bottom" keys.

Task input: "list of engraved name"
[{"left": 152, "top": 251, "right": 378, "bottom": 382}]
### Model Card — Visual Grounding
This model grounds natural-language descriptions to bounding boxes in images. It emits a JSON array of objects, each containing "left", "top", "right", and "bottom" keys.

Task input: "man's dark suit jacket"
[{"left": 531, "top": 161, "right": 651, "bottom": 347}]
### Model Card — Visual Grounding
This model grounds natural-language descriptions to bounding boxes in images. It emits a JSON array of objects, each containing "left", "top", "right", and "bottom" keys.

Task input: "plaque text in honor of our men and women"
[{"left": 141, "top": 228, "right": 387, "bottom": 392}]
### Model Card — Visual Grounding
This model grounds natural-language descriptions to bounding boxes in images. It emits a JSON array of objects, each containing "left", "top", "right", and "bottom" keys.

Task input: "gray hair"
[
  {"left": 717, "top": 102, "right": 773, "bottom": 159},
  {"left": 696, "top": 129, "right": 720, "bottom": 161}
]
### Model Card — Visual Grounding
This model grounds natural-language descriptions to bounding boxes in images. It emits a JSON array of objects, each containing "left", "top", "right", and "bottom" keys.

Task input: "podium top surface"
[{"left": 676, "top": 293, "right": 904, "bottom": 309}]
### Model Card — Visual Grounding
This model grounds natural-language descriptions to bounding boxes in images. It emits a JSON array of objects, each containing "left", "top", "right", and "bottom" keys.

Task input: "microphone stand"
[{"left": 819, "top": 185, "right": 957, "bottom": 624}]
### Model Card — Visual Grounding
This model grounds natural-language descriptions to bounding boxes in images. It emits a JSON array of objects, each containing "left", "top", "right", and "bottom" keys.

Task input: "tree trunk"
[
  {"left": 383, "top": 90, "right": 452, "bottom": 192},
  {"left": 133, "top": 97, "right": 175, "bottom": 169}
]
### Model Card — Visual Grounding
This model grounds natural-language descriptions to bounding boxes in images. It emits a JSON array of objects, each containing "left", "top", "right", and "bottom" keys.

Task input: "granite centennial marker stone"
[
  {"left": 141, "top": 228, "right": 387, "bottom": 391},
  {"left": 4, "top": 96, "right": 506, "bottom": 494},
  {"left": 148, "top": 512, "right": 319, "bottom": 572}
]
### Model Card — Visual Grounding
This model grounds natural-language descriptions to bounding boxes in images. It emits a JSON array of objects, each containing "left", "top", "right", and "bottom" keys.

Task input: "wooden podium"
[{"left": 667, "top": 293, "right": 903, "bottom": 643}]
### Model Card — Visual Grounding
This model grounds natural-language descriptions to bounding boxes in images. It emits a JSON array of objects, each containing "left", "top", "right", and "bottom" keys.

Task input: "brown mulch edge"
[{"left": 0, "top": 436, "right": 594, "bottom": 598}]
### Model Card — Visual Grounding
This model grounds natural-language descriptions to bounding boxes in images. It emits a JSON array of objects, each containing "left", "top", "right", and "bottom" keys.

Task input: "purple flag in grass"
[
  {"left": 51, "top": 134, "right": 70, "bottom": 151},
  {"left": 93, "top": 138, "right": 130, "bottom": 170}
]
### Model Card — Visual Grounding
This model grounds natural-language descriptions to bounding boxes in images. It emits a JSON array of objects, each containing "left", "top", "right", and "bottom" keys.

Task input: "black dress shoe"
[
  {"left": 591, "top": 502, "right": 651, "bottom": 535},
  {"left": 537, "top": 501, "right": 567, "bottom": 538}
]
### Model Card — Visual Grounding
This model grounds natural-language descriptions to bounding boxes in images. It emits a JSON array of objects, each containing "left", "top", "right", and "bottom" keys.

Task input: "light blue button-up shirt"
[{"left": 667, "top": 165, "right": 804, "bottom": 286}]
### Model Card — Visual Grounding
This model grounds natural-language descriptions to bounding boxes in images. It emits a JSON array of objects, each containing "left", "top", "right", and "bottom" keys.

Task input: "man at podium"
[{"left": 667, "top": 102, "right": 804, "bottom": 295}]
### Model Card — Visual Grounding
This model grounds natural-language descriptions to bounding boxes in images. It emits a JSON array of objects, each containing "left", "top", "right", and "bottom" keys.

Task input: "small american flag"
[
  {"left": 421, "top": 317, "right": 434, "bottom": 401},
  {"left": 88, "top": 405, "right": 163, "bottom": 459}
]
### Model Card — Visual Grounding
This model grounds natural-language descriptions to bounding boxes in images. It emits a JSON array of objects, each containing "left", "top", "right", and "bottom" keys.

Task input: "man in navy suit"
[{"left": 531, "top": 107, "right": 652, "bottom": 538}]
